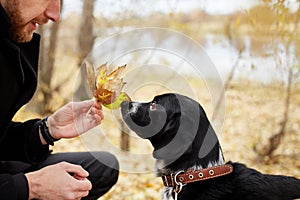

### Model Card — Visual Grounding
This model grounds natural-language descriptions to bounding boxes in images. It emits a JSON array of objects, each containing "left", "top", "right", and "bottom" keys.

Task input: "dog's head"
[{"left": 121, "top": 93, "right": 224, "bottom": 172}]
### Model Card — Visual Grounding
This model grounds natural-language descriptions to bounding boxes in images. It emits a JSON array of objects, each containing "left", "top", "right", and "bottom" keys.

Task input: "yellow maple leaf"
[{"left": 85, "top": 61, "right": 131, "bottom": 109}]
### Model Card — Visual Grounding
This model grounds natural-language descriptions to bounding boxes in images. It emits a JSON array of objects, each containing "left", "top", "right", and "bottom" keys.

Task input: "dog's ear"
[{"left": 152, "top": 94, "right": 200, "bottom": 162}]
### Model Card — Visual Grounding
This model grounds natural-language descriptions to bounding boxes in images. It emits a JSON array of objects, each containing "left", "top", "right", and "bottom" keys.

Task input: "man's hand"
[
  {"left": 25, "top": 162, "right": 92, "bottom": 200},
  {"left": 47, "top": 99, "right": 104, "bottom": 140}
]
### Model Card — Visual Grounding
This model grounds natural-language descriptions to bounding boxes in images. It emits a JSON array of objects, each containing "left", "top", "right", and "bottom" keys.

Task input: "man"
[{"left": 0, "top": 0, "right": 119, "bottom": 199}]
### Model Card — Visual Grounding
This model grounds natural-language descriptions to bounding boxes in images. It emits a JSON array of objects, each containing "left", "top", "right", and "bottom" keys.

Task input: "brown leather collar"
[{"left": 161, "top": 164, "right": 233, "bottom": 187}]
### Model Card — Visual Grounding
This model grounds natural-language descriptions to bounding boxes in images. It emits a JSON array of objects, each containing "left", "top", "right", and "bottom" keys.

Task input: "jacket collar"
[{"left": 0, "top": 4, "right": 11, "bottom": 37}]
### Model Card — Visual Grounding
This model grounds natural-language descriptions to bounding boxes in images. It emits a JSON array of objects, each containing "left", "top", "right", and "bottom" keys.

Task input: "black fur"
[{"left": 121, "top": 93, "right": 300, "bottom": 200}]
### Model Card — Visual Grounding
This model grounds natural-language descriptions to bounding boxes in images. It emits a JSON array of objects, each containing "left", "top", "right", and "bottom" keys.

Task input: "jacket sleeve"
[
  {"left": 0, "top": 173, "right": 29, "bottom": 200},
  {"left": 0, "top": 119, "right": 50, "bottom": 164}
]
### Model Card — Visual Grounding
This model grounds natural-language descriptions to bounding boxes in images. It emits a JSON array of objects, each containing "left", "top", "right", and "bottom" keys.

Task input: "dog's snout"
[
  {"left": 121, "top": 100, "right": 130, "bottom": 109},
  {"left": 121, "top": 101, "right": 141, "bottom": 114},
  {"left": 120, "top": 101, "right": 132, "bottom": 117}
]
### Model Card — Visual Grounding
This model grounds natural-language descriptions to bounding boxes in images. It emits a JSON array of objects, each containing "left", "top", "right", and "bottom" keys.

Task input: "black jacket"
[{"left": 0, "top": 4, "right": 50, "bottom": 199}]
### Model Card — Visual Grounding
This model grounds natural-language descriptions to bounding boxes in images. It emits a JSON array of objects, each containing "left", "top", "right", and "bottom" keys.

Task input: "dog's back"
[{"left": 178, "top": 162, "right": 300, "bottom": 200}]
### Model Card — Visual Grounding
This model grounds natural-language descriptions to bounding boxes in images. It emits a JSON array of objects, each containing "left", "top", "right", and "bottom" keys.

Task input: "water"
[{"left": 90, "top": 28, "right": 297, "bottom": 85}]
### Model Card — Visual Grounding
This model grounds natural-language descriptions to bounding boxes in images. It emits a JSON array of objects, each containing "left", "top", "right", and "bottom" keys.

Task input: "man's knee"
[
  {"left": 99, "top": 152, "right": 119, "bottom": 185},
  {"left": 85, "top": 152, "right": 119, "bottom": 198},
  {"left": 88, "top": 151, "right": 119, "bottom": 184}
]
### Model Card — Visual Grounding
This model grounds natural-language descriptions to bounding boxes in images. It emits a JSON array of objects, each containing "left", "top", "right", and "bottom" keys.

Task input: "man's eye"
[{"left": 150, "top": 102, "right": 156, "bottom": 111}]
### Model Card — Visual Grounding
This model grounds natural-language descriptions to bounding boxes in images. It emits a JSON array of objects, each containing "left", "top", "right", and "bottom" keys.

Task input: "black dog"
[{"left": 121, "top": 93, "right": 300, "bottom": 200}]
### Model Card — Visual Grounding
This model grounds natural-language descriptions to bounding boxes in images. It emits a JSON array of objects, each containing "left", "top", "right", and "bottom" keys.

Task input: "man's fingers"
[{"left": 60, "top": 162, "right": 89, "bottom": 178}]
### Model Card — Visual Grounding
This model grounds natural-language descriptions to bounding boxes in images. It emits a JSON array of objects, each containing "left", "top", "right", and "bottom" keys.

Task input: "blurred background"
[{"left": 15, "top": 0, "right": 300, "bottom": 199}]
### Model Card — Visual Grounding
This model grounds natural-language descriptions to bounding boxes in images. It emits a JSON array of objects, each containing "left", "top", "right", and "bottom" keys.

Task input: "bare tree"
[
  {"left": 73, "top": 0, "right": 96, "bottom": 102},
  {"left": 120, "top": 122, "right": 130, "bottom": 151},
  {"left": 78, "top": 0, "right": 96, "bottom": 66},
  {"left": 74, "top": 0, "right": 95, "bottom": 99},
  {"left": 38, "top": 0, "right": 64, "bottom": 114},
  {"left": 212, "top": 16, "right": 245, "bottom": 122},
  {"left": 254, "top": 0, "right": 300, "bottom": 160}
]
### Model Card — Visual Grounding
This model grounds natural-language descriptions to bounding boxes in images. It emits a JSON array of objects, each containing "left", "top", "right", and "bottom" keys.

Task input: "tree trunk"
[
  {"left": 212, "top": 18, "right": 244, "bottom": 121},
  {"left": 37, "top": 0, "right": 63, "bottom": 114},
  {"left": 74, "top": 0, "right": 96, "bottom": 100},
  {"left": 78, "top": 0, "right": 95, "bottom": 65},
  {"left": 253, "top": 3, "right": 300, "bottom": 160},
  {"left": 120, "top": 122, "right": 130, "bottom": 151}
]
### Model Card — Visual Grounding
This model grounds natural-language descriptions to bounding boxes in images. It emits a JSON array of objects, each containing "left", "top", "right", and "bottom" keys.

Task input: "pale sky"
[{"left": 62, "top": 0, "right": 261, "bottom": 18}]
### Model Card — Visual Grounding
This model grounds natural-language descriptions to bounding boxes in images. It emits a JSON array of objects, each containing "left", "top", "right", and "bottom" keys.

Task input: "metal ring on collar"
[{"left": 174, "top": 170, "right": 185, "bottom": 186}]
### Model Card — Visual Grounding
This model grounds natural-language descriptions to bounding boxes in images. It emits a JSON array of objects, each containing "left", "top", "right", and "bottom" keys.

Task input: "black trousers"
[{"left": 2, "top": 151, "right": 119, "bottom": 200}]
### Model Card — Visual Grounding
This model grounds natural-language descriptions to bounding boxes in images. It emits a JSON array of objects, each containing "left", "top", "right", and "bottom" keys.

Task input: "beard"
[{"left": 5, "top": 0, "right": 34, "bottom": 43}]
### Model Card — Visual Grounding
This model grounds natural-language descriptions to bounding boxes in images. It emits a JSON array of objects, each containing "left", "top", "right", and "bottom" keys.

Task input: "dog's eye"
[{"left": 150, "top": 102, "right": 156, "bottom": 111}]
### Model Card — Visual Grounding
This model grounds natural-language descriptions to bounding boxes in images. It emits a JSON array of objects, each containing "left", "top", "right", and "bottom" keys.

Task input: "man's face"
[{"left": 2, "top": 0, "right": 61, "bottom": 43}]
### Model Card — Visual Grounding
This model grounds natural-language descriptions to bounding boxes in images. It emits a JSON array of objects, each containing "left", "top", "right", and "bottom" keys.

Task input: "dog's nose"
[{"left": 121, "top": 101, "right": 131, "bottom": 110}]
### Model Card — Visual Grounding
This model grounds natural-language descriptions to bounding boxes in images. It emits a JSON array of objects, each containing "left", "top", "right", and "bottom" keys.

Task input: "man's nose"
[{"left": 45, "top": 0, "right": 61, "bottom": 22}]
